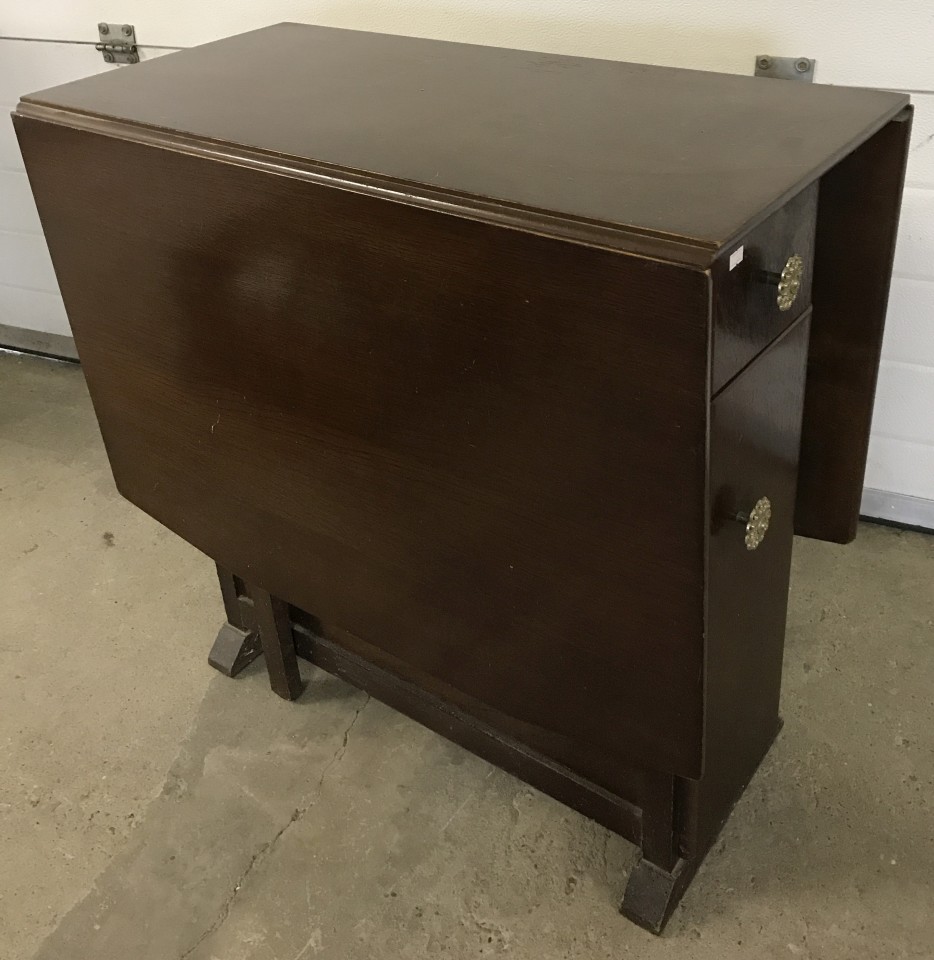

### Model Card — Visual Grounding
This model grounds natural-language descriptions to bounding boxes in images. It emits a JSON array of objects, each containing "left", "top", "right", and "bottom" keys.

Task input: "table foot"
[
  {"left": 208, "top": 621, "right": 262, "bottom": 677},
  {"left": 620, "top": 855, "right": 692, "bottom": 935}
]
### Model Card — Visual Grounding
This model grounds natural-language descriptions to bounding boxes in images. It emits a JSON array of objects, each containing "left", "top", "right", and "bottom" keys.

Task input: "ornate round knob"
[
  {"left": 736, "top": 497, "right": 772, "bottom": 550},
  {"left": 776, "top": 255, "right": 804, "bottom": 312}
]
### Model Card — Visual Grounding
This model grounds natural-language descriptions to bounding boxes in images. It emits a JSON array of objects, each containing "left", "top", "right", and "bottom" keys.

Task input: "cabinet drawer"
[{"left": 712, "top": 183, "right": 817, "bottom": 392}]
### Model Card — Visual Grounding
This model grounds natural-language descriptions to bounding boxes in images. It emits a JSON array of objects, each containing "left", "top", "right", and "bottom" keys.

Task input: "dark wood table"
[{"left": 15, "top": 24, "right": 910, "bottom": 933}]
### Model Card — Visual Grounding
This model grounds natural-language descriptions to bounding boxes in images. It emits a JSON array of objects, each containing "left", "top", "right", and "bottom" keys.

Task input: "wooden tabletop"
[{"left": 19, "top": 23, "right": 908, "bottom": 253}]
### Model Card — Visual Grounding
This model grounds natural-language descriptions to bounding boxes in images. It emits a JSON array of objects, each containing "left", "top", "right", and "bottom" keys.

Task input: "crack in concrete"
[
  {"left": 315, "top": 695, "right": 370, "bottom": 792},
  {"left": 177, "top": 694, "right": 371, "bottom": 960}
]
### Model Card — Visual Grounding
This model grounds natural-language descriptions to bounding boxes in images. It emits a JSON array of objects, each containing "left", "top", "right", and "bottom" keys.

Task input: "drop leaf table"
[{"left": 15, "top": 24, "right": 910, "bottom": 933}]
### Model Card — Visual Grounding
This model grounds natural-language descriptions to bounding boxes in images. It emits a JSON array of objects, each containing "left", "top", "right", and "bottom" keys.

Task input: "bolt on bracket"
[{"left": 754, "top": 55, "right": 815, "bottom": 82}]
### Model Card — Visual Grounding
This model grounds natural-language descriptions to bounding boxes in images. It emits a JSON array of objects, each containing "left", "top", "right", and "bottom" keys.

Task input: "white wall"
[{"left": 2, "top": 2, "right": 933, "bottom": 520}]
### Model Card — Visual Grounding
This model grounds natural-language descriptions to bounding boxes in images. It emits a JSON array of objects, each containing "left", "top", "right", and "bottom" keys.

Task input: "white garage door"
[
  {"left": 3, "top": 2, "right": 933, "bottom": 526},
  {"left": 1, "top": 37, "right": 177, "bottom": 356}
]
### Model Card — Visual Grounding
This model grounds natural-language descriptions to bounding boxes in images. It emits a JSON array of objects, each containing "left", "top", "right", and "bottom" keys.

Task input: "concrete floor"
[{"left": 1, "top": 350, "right": 932, "bottom": 960}]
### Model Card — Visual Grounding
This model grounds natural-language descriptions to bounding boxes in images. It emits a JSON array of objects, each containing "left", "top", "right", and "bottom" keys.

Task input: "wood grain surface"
[
  {"left": 16, "top": 116, "right": 711, "bottom": 779},
  {"left": 18, "top": 23, "right": 907, "bottom": 252}
]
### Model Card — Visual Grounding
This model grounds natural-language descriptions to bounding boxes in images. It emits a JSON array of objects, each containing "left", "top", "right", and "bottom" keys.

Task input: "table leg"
[{"left": 250, "top": 585, "right": 305, "bottom": 700}]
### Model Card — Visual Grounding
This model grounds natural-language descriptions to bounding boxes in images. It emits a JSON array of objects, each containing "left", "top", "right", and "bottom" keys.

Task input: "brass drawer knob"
[
  {"left": 776, "top": 254, "right": 804, "bottom": 311},
  {"left": 736, "top": 497, "right": 772, "bottom": 550}
]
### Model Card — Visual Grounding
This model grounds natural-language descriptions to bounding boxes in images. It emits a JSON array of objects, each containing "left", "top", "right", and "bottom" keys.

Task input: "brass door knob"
[
  {"left": 760, "top": 255, "right": 804, "bottom": 311},
  {"left": 736, "top": 497, "right": 772, "bottom": 550},
  {"left": 776, "top": 255, "right": 804, "bottom": 311}
]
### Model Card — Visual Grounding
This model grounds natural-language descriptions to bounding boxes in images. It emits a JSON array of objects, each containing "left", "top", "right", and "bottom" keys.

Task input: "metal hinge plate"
[
  {"left": 96, "top": 22, "right": 138, "bottom": 64},
  {"left": 754, "top": 55, "right": 815, "bottom": 82}
]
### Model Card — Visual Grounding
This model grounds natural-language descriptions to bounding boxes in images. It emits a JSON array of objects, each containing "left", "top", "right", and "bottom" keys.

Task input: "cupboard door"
[{"left": 689, "top": 312, "right": 810, "bottom": 851}]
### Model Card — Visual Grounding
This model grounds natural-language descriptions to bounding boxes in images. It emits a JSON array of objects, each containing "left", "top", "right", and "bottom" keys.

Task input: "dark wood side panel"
[
  {"left": 16, "top": 117, "right": 710, "bottom": 778},
  {"left": 685, "top": 313, "right": 810, "bottom": 856},
  {"left": 795, "top": 109, "right": 912, "bottom": 543}
]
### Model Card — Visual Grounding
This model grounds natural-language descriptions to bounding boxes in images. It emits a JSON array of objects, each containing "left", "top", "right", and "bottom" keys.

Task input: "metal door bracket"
[
  {"left": 754, "top": 55, "right": 815, "bottom": 82},
  {"left": 96, "top": 23, "right": 138, "bottom": 64}
]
